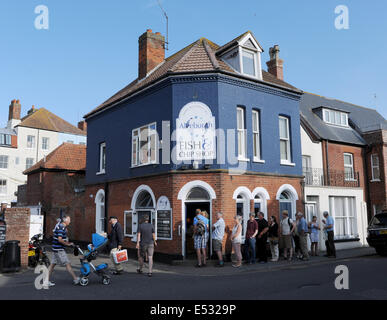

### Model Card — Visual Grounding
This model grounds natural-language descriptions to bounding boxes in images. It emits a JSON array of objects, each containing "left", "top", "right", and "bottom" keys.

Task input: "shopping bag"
[{"left": 112, "top": 249, "right": 128, "bottom": 264}]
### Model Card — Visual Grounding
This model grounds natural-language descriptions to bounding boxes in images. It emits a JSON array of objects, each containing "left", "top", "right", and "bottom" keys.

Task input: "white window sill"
[
  {"left": 253, "top": 158, "right": 265, "bottom": 164},
  {"left": 344, "top": 179, "right": 357, "bottom": 182},
  {"left": 238, "top": 157, "right": 250, "bottom": 162},
  {"left": 280, "top": 161, "right": 295, "bottom": 167},
  {"left": 96, "top": 171, "right": 106, "bottom": 176},
  {"left": 131, "top": 161, "right": 158, "bottom": 169},
  {"left": 370, "top": 179, "right": 381, "bottom": 182}
]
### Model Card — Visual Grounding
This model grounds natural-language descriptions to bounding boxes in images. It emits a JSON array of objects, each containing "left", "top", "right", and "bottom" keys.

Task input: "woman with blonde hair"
[{"left": 231, "top": 215, "right": 243, "bottom": 267}]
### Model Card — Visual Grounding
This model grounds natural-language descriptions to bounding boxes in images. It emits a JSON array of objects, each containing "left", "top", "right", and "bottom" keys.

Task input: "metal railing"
[{"left": 303, "top": 168, "right": 360, "bottom": 188}]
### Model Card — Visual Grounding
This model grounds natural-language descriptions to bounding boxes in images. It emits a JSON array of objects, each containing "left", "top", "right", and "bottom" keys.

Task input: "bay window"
[{"left": 329, "top": 196, "right": 358, "bottom": 240}]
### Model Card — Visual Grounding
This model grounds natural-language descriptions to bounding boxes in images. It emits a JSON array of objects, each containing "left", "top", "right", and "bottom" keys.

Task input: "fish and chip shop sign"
[{"left": 176, "top": 101, "right": 216, "bottom": 161}]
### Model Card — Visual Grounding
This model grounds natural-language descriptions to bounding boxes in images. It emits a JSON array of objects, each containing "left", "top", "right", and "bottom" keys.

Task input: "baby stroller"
[{"left": 75, "top": 233, "right": 111, "bottom": 286}]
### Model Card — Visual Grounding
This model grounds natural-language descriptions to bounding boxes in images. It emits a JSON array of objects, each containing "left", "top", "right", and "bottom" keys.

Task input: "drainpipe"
[
  {"left": 104, "top": 183, "right": 109, "bottom": 232},
  {"left": 325, "top": 140, "right": 330, "bottom": 186}
]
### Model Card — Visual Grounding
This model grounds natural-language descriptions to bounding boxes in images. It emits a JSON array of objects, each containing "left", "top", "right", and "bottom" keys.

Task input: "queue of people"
[{"left": 47, "top": 209, "right": 337, "bottom": 285}]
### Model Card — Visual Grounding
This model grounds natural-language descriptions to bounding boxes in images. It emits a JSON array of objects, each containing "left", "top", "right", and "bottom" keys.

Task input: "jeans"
[{"left": 245, "top": 238, "right": 256, "bottom": 263}]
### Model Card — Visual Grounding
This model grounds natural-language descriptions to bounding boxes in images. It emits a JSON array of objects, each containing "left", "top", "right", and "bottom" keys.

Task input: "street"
[{"left": 0, "top": 252, "right": 386, "bottom": 300}]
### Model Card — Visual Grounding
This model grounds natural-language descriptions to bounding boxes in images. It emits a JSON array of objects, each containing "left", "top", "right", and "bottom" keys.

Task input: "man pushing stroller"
[{"left": 47, "top": 215, "right": 80, "bottom": 286}]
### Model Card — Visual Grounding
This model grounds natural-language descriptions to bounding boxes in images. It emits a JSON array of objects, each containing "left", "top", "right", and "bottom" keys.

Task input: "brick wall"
[
  {"left": 24, "top": 170, "right": 86, "bottom": 240},
  {"left": 4, "top": 208, "right": 30, "bottom": 267},
  {"left": 325, "top": 142, "right": 366, "bottom": 189},
  {"left": 84, "top": 171, "right": 303, "bottom": 259},
  {"left": 363, "top": 129, "right": 387, "bottom": 215}
]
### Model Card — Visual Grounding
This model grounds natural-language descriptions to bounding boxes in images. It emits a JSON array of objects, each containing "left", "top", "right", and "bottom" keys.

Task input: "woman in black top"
[{"left": 268, "top": 216, "right": 279, "bottom": 261}]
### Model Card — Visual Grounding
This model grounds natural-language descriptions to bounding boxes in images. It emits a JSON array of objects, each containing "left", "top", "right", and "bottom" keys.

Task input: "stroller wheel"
[
  {"left": 80, "top": 277, "right": 89, "bottom": 286},
  {"left": 102, "top": 276, "right": 111, "bottom": 285}
]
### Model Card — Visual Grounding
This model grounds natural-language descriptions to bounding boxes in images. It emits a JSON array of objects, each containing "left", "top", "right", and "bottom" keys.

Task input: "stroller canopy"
[{"left": 92, "top": 233, "right": 108, "bottom": 249}]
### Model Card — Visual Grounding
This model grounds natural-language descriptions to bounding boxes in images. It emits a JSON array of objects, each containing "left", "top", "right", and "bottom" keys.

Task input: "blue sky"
[{"left": 0, "top": 0, "right": 386, "bottom": 127}]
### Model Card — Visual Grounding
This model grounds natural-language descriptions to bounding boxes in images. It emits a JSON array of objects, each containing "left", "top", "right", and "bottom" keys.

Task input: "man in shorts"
[
  {"left": 193, "top": 209, "right": 209, "bottom": 268},
  {"left": 280, "top": 210, "right": 296, "bottom": 261},
  {"left": 136, "top": 215, "right": 157, "bottom": 277},
  {"left": 47, "top": 215, "right": 80, "bottom": 286},
  {"left": 212, "top": 212, "right": 225, "bottom": 267}
]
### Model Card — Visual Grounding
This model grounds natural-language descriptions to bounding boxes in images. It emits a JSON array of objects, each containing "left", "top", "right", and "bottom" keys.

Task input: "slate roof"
[
  {"left": 23, "top": 143, "right": 86, "bottom": 175},
  {"left": 85, "top": 34, "right": 300, "bottom": 118},
  {"left": 300, "top": 92, "right": 387, "bottom": 146},
  {"left": 18, "top": 108, "right": 86, "bottom": 136}
]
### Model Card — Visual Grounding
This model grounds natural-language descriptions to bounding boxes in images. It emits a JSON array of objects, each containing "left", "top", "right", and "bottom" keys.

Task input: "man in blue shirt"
[
  {"left": 297, "top": 212, "right": 309, "bottom": 261},
  {"left": 47, "top": 215, "right": 80, "bottom": 286},
  {"left": 193, "top": 209, "right": 209, "bottom": 267},
  {"left": 322, "top": 211, "right": 336, "bottom": 258}
]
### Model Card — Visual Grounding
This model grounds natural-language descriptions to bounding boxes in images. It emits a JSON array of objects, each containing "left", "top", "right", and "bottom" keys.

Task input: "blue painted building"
[{"left": 83, "top": 30, "right": 304, "bottom": 260}]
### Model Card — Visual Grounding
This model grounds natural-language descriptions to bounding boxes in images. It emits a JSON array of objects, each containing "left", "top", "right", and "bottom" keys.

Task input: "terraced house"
[
  {"left": 300, "top": 92, "right": 387, "bottom": 251},
  {"left": 0, "top": 100, "right": 87, "bottom": 206},
  {"left": 83, "top": 30, "right": 305, "bottom": 261}
]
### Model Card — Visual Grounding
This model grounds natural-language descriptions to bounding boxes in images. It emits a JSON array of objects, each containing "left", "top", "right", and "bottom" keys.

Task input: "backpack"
[
  {"left": 287, "top": 218, "right": 294, "bottom": 233},
  {"left": 196, "top": 219, "right": 206, "bottom": 236}
]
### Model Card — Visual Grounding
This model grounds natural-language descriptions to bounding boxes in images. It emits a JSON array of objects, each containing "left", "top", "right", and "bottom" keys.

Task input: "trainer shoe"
[{"left": 73, "top": 277, "right": 80, "bottom": 285}]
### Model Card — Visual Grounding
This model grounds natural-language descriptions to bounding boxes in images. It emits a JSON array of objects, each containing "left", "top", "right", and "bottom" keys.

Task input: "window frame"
[
  {"left": 0, "top": 179, "right": 6, "bottom": 195},
  {"left": 371, "top": 154, "right": 380, "bottom": 181},
  {"left": 241, "top": 48, "right": 257, "bottom": 77},
  {"left": 25, "top": 157, "right": 34, "bottom": 170},
  {"left": 237, "top": 107, "right": 248, "bottom": 161},
  {"left": 0, "top": 155, "right": 9, "bottom": 169},
  {"left": 343, "top": 153, "right": 355, "bottom": 181},
  {"left": 131, "top": 122, "right": 158, "bottom": 168},
  {"left": 279, "top": 116, "right": 292, "bottom": 165},
  {"left": 329, "top": 196, "right": 358, "bottom": 240},
  {"left": 27, "top": 135, "right": 36, "bottom": 149},
  {"left": 322, "top": 108, "right": 349, "bottom": 127},
  {"left": 97, "top": 142, "right": 106, "bottom": 175},
  {"left": 252, "top": 109, "right": 263, "bottom": 162},
  {"left": 42, "top": 137, "right": 49, "bottom": 150}
]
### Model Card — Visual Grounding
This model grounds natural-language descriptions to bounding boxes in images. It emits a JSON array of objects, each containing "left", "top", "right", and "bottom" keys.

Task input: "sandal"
[{"left": 136, "top": 268, "right": 143, "bottom": 274}]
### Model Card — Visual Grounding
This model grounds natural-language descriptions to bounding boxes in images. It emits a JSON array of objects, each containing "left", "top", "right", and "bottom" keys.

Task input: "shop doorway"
[{"left": 185, "top": 202, "right": 211, "bottom": 258}]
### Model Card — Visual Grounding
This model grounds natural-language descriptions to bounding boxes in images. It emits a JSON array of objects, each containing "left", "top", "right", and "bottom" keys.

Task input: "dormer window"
[
  {"left": 217, "top": 31, "right": 263, "bottom": 80},
  {"left": 241, "top": 49, "right": 256, "bottom": 77},
  {"left": 323, "top": 108, "right": 349, "bottom": 127}
]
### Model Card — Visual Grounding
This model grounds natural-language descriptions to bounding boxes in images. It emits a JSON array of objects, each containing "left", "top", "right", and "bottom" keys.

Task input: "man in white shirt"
[
  {"left": 280, "top": 210, "right": 296, "bottom": 261},
  {"left": 212, "top": 212, "right": 225, "bottom": 267}
]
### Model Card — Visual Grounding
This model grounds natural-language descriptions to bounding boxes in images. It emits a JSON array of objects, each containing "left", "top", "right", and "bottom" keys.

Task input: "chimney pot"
[{"left": 138, "top": 29, "right": 165, "bottom": 80}]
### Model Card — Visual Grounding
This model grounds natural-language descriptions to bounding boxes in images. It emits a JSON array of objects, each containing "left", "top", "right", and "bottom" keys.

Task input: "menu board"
[
  {"left": 157, "top": 210, "right": 172, "bottom": 240},
  {"left": 0, "top": 225, "right": 6, "bottom": 248}
]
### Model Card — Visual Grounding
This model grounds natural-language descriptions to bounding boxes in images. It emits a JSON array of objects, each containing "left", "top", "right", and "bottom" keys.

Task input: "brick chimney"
[
  {"left": 9, "top": 99, "right": 21, "bottom": 121},
  {"left": 138, "top": 29, "right": 165, "bottom": 80},
  {"left": 78, "top": 120, "right": 87, "bottom": 132},
  {"left": 266, "top": 45, "right": 284, "bottom": 81}
]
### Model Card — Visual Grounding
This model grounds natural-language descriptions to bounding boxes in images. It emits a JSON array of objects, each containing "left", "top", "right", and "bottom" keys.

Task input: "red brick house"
[{"left": 18, "top": 143, "right": 86, "bottom": 240}]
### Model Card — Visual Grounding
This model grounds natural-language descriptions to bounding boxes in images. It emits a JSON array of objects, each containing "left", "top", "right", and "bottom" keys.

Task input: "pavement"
[
  {"left": 0, "top": 246, "right": 386, "bottom": 300},
  {"left": 14, "top": 245, "right": 376, "bottom": 277}
]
